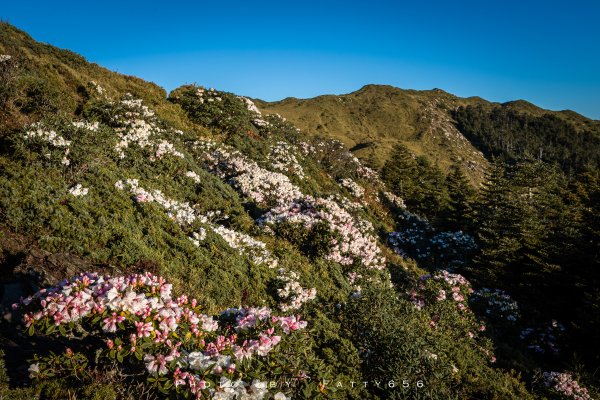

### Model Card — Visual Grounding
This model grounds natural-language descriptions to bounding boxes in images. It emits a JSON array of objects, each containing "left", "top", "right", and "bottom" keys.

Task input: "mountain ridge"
[{"left": 255, "top": 83, "right": 599, "bottom": 183}]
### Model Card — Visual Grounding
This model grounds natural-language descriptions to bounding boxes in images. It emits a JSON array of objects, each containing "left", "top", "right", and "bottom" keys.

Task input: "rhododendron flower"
[
  {"left": 135, "top": 321, "right": 154, "bottom": 337},
  {"left": 102, "top": 312, "right": 125, "bottom": 332},
  {"left": 144, "top": 353, "right": 172, "bottom": 375}
]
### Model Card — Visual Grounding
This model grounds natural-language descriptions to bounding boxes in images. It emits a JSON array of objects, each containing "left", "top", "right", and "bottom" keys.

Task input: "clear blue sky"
[{"left": 2, "top": 0, "right": 599, "bottom": 119}]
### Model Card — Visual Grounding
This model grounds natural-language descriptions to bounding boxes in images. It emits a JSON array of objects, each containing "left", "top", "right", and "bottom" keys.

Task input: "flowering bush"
[
  {"left": 269, "top": 141, "right": 305, "bottom": 180},
  {"left": 338, "top": 178, "right": 364, "bottom": 199},
  {"left": 408, "top": 270, "right": 473, "bottom": 312},
  {"left": 195, "top": 140, "right": 302, "bottom": 208},
  {"left": 520, "top": 319, "right": 565, "bottom": 355},
  {"left": 68, "top": 183, "right": 89, "bottom": 197},
  {"left": 258, "top": 114, "right": 303, "bottom": 143},
  {"left": 115, "top": 178, "right": 279, "bottom": 269},
  {"left": 115, "top": 178, "right": 197, "bottom": 225},
  {"left": 388, "top": 210, "right": 477, "bottom": 268},
  {"left": 273, "top": 269, "right": 316, "bottom": 312},
  {"left": 259, "top": 195, "right": 385, "bottom": 271},
  {"left": 470, "top": 288, "right": 520, "bottom": 323},
  {"left": 211, "top": 225, "right": 279, "bottom": 269},
  {"left": 300, "top": 138, "right": 379, "bottom": 181},
  {"left": 406, "top": 270, "right": 495, "bottom": 362},
  {"left": 169, "top": 85, "right": 259, "bottom": 135},
  {"left": 380, "top": 191, "right": 406, "bottom": 209},
  {"left": 111, "top": 94, "right": 185, "bottom": 161},
  {"left": 23, "top": 121, "right": 72, "bottom": 165},
  {"left": 543, "top": 371, "right": 592, "bottom": 400},
  {"left": 16, "top": 272, "right": 308, "bottom": 399}
]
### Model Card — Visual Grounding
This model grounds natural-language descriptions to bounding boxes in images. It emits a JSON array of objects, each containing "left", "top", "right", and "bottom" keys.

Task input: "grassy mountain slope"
[
  {"left": 254, "top": 85, "right": 489, "bottom": 183},
  {"left": 0, "top": 23, "right": 199, "bottom": 134},
  {"left": 255, "top": 85, "right": 600, "bottom": 183}
]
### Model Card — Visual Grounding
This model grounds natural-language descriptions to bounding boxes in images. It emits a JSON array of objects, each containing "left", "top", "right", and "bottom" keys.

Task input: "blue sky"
[{"left": 2, "top": 0, "right": 599, "bottom": 119}]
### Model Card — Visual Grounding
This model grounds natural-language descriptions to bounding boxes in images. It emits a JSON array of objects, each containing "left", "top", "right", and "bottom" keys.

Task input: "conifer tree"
[
  {"left": 473, "top": 160, "right": 521, "bottom": 281},
  {"left": 442, "top": 163, "right": 476, "bottom": 231},
  {"left": 381, "top": 143, "right": 417, "bottom": 198}
]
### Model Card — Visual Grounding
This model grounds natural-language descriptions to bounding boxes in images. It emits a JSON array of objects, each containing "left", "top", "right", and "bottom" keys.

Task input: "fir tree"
[
  {"left": 442, "top": 163, "right": 476, "bottom": 231},
  {"left": 381, "top": 143, "right": 417, "bottom": 198},
  {"left": 473, "top": 160, "right": 521, "bottom": 281}
]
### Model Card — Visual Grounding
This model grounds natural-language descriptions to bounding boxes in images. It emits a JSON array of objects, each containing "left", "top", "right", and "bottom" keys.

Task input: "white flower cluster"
[
  {"left": 113, "top": 95, "right": 184, "bottom": 161},
  {"left": 430, "top": 231, "right": 477, "bottom": 262},
  {"left": 115, "top": 179, "right": 280, "bottom": 269},
  {"left": 195, "top": 140, "right": 302, "bottom": 206},
  {"left": 238, "top": 95, "right": 268, "bottom": 127},
  {"left": 298, "top": 141, "right": 316, "bottom": 156},
  {"left": 23, "top": 122, "right": 72, "bottom": 166},
  {"left": 71, "top": 121, "right": 99, "bottom": 131},
  {"left": 185, "top": 171, "right": 202, "bottom": 183},
  {"left": 89, "top": 80, "right": 106, "bottom": 95},
  {"left": 269, "top": 141, "right": 305, "bottom": 179},
  {"left": 471, "top": 288, "right": 520, "bottom": 322},
  {"left": 68, "top": 184, "right": 89, "bottom": 197},
  {"left": 24, "top": 122, "right": 71, "bottom": 147},
  {"left": 115, "top": 179, "right": 197, "bottom": 225},
  {"left": 328, "top": 193, "right": 363, "bottom": 212},
  {"left": 275, "top": 268, "right": 316, "bottom": 311},
  {"left": 520, "top": 320, "right": 565, "bottom": 355},
  {"left": 212, "top": 225, "right": 278, "bottom": 269},
  {"left": 155, "top": 139, "right": 184, "bottom": 159},
  {"left": 239, "top": 96, "right": 261, "bottom": 115},
  {"left": 189, "top": 229, "right": 207, "bottom": 247},
  {"left": 195, "top": 87, "right": 222, "bottom": 104},
  {"left": 0, "top": 54, "right": 12, "bottom": 62},
  {"left": 339, "top": 178, "right": 365, "bottom": 198},
  {"left": 381, "top": 191, "right": 406, "bottom": 209},
  {"left": 388, "top": 210, "right": 475, "bottom": 267},
  {"left": 204, "top": 377, "right": 273, "bottom": 400}
]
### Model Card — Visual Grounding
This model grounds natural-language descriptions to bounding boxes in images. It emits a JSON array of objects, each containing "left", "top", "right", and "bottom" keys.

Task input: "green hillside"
[
  {"left": 255, "top": 84, "right": 600, "bottom": 184},
  {"left": 0, "top": 23, "right": 598, "bottom": 400}
]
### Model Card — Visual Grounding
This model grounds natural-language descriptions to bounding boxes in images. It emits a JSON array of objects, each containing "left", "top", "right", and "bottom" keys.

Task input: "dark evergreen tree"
[
  {"left": 381, "top": 144, "right": 449, "bottom": 222},
  {"left": 413, "top": 156, "right": 449, "bottom": 222},
  {"left": 473, "top": 160, "right": 521, "bottom": 280},
  {"left": 442, "top": 163, "right": 476, "bottom": 231},
  {"left": 381, "top": 143, "right": 417, "bottom": 198}
]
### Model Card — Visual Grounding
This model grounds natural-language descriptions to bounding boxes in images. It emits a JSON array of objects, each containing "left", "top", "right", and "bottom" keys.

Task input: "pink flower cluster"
[
  {"left": 409, "top": 270, "right": 472, "bottom": 311},
  {"left": 15, "top": 272, "right": 218, "bottom": 336},
  {"left": 543, "top": 371, "right": 592, "bottom": 400},
  {"left": 259, "top": 196, "right": 386, "bottom": 271},
  {"left": 16, "top": 273, "right": 307, "bottom": 400}
]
